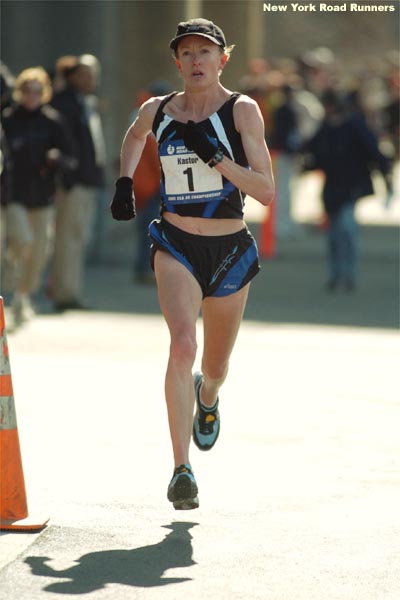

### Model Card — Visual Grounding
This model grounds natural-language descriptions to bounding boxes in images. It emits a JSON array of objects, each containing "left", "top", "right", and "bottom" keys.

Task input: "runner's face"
[{"left": 175, "top": 36, "right": 227, "bottom": 88}]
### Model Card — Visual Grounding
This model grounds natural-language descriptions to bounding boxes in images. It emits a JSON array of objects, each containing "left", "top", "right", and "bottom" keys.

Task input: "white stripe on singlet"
[
  {"left": 209, "top": 112, "right": 234, "bottom": 160},
  {"left": 155, "top": 114, "right": 173, "bottom": 142}
]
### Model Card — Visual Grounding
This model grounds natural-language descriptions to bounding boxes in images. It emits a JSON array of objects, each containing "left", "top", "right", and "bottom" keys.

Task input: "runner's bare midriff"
[{"left": 163, "top": 213, "right": 246, "bottom": 236}]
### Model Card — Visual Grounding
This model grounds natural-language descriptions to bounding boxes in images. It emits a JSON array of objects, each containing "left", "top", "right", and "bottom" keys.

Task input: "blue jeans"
[{"left": 327, "top": 202, "right": 358, "bottom": 283}]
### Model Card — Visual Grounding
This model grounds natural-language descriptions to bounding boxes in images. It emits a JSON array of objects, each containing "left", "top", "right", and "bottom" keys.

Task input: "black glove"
[
  {"left": 183, "top": 120, "right": 218, "bottom": 163},
  {"left": 110, "top": 177, "right": 136, "bottom": 220}
]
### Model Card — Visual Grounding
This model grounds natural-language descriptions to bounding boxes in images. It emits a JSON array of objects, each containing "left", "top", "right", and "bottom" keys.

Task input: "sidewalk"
[
  {"left": 0, "top": 311, "right": 399, "bottom": 599},
  {"left": 0, "top": 182, "right": 399, "bottom": 599},
  {"left": 83, "top": 219, "right": 399, "bottom": 329}
]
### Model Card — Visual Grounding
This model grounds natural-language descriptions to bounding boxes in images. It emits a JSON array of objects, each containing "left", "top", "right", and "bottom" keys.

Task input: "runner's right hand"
[{"left": 110, "top": 177, "right": 136, "bottom": 220}]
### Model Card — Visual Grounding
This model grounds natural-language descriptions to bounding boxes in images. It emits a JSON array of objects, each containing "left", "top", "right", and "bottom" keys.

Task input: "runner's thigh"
[
  {"left": 154, "top": 250, "right": 203, "bottom": 335},
  {"left": 201, "top": 283, "right": 250, "bottom": 368}
]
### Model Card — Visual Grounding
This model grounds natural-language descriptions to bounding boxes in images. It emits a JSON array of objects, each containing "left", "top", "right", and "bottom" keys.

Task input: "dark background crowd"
[{"left": 0, "top": 0, "right": 399, "bottom": 325}]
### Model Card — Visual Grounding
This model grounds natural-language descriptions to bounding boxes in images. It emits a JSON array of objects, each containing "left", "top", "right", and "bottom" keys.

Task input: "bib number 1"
[
  {"left": 160, "top": 139, "right": 224, "bottom": 204},
  {"left": 183, "top": 167, "right": 194, "bottom": 192}
]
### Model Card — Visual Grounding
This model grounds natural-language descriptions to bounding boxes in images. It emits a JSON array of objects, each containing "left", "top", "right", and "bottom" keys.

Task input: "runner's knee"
[
  {"left": 202, "top": 360, "right": 229, "bottom": 385},
  {"left": 169, "top": 331, "right": 197, "bottom": 367}
]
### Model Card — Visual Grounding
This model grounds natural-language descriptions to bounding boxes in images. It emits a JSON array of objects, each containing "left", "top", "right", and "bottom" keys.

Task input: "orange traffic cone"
[
  {"left": 258, "top": 150, "right": 278, "bottom": 259},
  {"left": 258, "top": 202, "right": 277, "bottom": 259},
  {"left": 0, "top": 297, "right": 48, "bottom": 530}
]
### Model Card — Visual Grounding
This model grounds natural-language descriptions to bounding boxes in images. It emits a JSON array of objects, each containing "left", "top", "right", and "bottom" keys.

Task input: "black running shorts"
[{"left": 148, "top": 219, "right": 260, "bottom": 298}]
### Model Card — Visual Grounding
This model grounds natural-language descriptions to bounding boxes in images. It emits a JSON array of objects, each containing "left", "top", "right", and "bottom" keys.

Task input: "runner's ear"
[{"left": 220, "top": 55, "right": 229, "bottom": 69}]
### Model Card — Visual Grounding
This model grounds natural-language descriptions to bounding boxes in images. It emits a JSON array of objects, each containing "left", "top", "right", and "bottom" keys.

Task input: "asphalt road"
[{"left": 0, "top": 189, "right": 399, "bottom": 599}]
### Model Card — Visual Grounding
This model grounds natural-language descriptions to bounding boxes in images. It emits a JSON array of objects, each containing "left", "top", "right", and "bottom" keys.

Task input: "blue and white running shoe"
[
  {"left": 193, "top": 372, "right": 220, "bottom": 451},
  {"left": 167, "top": 464, "right": 199, "bottom": 510}
]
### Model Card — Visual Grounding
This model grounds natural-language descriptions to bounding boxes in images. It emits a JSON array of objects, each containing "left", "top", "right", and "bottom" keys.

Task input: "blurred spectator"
[
  {"left": 239, "top": 58, "right": 274, "bottom": 135},
  {"left": 303, "top": 90, "right": 392, "bottom": 292},
  {"left": 1, "top": 67, "right": 75, "bottom": 323},
  {"left": 382, "top": 52, "right": 400, "bottom": 161},
  {"left": 270, "top": 84, "right": 302, "bottom": 239},
  {"left": 0, "top": 62, "right": 14, "bottom": 283},
  {"left": 131, "top": 133, "right": 160, "bottom": 284},
  {"left": 240, "top": 57, "right": 325, "bottom": 244},
  {"left": 239, "top": 57, "right": 270, "bottom": 97},
  {"left": 357, "top": 58, "right": 391, "bottom": 137},
  {"left": 289, "top": 75, "right": 324, "bottom": 143},
  {"left": 51, "top": 54, "right": 106, "bottom": 311},
  {"left": 52, "top": 55, "right": 78, "bottom": 93},
  {"left": 0, "top": 61, "right": 15, "bottom": 111},
  {"left": 0, "top": 124, "right": 12, "bottom": 282},
  {"left": 298, "top": 47, "right": 337, "bottom": 96},
  {"left": 128, "top": 80, "right": 171, "bottom": 284}
]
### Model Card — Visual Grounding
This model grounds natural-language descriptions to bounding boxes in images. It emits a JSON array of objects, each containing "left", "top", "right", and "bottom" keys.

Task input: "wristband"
[
  {"left": 115, "top": 176, "right": 133, "bottom": 190},
  {"left": 208, "top": 148, "right": 224, "bottom": 168}
]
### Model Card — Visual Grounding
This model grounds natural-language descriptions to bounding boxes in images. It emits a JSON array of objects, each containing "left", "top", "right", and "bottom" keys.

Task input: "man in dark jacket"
[
  {"left": 270, "top": 84, "right": 302, "bottom": 240},
  {"left": 304, "top": 90, "right": 392, "bottom": 290},
  {"left": 51, "top": 54, "right": 106, "bottom": 310}
]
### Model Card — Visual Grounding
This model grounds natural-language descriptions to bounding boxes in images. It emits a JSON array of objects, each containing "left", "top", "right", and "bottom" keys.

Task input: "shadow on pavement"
[
  {"left": 80, "top": 224, "right": 399, "bottom": 329},
  {"left": 24, "top": 522, "right": 198, "bottom": 594}
]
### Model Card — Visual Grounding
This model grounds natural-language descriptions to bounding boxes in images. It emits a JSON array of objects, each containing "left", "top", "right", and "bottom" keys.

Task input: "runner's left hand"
[{"left": 183, "top": 121, "right": 219, "bottom": 163}]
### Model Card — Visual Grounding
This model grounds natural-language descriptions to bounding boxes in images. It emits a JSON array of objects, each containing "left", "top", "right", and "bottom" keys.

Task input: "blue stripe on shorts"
[
  {"left": 148, "top": 220, "right": 194, "bottom": 275},
  {"left": 212, "top": 242, "right": 258, "bottom": 297}
]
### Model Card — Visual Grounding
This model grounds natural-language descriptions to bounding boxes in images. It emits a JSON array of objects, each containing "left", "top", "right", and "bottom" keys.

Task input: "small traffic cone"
[
  {"left": 259, "top": 150, "right": 278, "bottom": 259},
  {"left": 258, "top": 201, "right": 277, "bottom": 259},
  {"left": 0, "top": 296, "right": 48, "bottom": 531}
]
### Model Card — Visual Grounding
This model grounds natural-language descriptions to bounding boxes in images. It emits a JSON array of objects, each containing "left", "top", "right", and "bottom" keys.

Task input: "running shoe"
[
  {"left": 193, "top": 372, "right": 220, "bottom": 451},
  {"left": 167, "top": 464, "right": 199, "bottom": 510}
]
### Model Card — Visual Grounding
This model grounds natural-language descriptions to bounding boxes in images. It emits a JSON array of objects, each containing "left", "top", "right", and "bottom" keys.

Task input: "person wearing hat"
[
  {"left": 111, "top": 18, "right": 275, "bottom": 509},
  {"left": 51, "top": 54, "right": 106, "bottom": 311}
]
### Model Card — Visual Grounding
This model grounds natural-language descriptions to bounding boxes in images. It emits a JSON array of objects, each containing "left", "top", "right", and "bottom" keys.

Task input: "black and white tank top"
[{"left": 152, "top": 92, "right": 248, "bottom": 219}]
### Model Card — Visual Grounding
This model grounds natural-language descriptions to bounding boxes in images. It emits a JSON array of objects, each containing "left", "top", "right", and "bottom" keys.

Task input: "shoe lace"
[
  {"left": 198, "top": 411, "right": 216, "bottom": 435},
  {"left": 174, "top": 464, "right": 192, "bottom": 476}
]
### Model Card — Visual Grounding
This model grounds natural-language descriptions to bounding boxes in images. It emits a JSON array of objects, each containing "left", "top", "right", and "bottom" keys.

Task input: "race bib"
[{"left": 159, "top": 139, "right": 224, "bottom": 204}]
